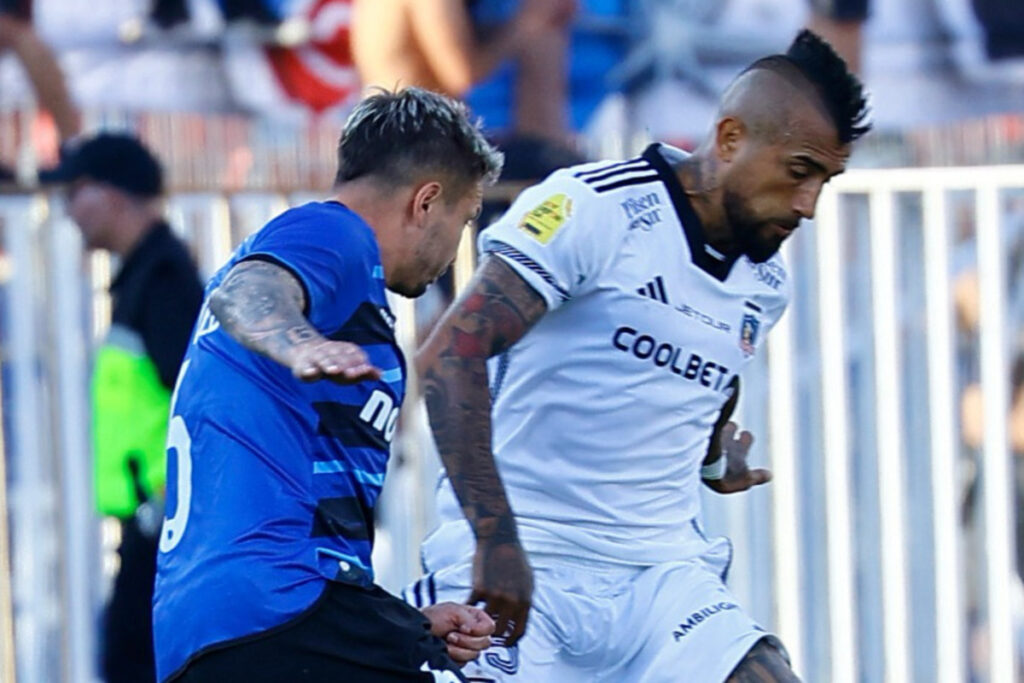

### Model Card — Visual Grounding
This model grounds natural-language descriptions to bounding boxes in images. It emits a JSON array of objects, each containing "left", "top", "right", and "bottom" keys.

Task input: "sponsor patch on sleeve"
[{"left": 517, "top": 193, "right": 573, "bottom": 244}]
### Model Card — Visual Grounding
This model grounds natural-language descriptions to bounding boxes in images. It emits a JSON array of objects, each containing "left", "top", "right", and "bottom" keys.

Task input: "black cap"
[{"left": 43, "top": 133, "right": 164, "bottom": 198}]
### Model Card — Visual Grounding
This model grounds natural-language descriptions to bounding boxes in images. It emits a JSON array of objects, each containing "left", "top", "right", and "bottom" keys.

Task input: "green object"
[{"left": 92, "top": 324, "right": 171, "bottom": 517}]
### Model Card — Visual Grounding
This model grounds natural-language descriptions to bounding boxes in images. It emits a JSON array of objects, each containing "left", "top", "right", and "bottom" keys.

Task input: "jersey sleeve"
[
  {"left": 478, "top": 171, "right": 624, "bottom": 311},
  {"left": 241, "top": 206, "right": 363, "bottom": 332}
]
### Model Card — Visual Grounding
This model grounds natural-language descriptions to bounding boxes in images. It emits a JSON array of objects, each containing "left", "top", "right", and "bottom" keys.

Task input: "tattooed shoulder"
[
  {"left": 447, "top": 255, "right": 548, "bottom": 358},
  {"left": 208, "top": 258, "right": 318, "bottom": 362},
  {"left": 217, "top": 259, "right": 305, "bottom": 311}
]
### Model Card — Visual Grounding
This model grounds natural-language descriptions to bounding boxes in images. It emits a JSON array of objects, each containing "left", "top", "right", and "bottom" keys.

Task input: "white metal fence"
[{"left": 0, "top": 166, "right": 1022, "bottom": 682}]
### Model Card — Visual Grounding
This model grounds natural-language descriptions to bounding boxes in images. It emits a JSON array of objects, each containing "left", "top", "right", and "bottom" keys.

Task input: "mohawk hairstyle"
[{"left": 746, "top": 29, "right": 871, "bottom": 144}]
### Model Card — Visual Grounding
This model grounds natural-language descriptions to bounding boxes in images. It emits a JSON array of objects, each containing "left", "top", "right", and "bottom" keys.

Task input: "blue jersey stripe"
[
  {"left": 313, "top": 401, "right": 393, "bottom": 451},
  {"left": 314, "top": 547, "right": 368, "bottom": 571},
  {"left": 379, "top": 367, "right": 403, "bottom": 384},
  {"left": 313, "top": 460, "right": 386, "bottom": 487}
]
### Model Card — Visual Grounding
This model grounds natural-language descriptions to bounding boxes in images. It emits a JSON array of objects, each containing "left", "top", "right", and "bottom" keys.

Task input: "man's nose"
[{"left": 793, "top": 182, "right": 823, "bottom": 220}]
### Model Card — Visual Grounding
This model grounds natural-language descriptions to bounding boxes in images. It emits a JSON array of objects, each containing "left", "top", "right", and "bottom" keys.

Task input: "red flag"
[
  {"left": 265, "top": 0, "right": 357, "bottom": 113},
  {"left": 223, "top": 0, "right": 358, "bottom": 117}
]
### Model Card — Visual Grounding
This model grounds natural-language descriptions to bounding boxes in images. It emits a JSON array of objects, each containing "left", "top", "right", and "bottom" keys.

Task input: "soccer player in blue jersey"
[{"left": 152, "top": 87, "right": 504, "bottom": 683}]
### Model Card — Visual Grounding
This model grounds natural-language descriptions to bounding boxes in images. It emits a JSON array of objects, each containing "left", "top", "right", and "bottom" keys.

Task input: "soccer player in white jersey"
[{"left": 408, "top": 31, "right": 871, "bottom": 682}]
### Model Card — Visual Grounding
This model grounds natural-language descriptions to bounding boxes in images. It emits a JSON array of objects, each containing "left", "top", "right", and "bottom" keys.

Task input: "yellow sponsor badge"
[{"left": 518, "top": 193, "right": 573, "bottom": 245}]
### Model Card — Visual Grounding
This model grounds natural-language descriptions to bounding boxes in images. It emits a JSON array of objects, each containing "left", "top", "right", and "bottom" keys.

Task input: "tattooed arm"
[
  {"left": 418, "top": 254, "right": 548, "bottom": 645},
  {"left": 209, "top": 259, "right": 380, "bottom": 383},
  {"left": 727, "top": 638, "right": 799, "bottom": 682}
]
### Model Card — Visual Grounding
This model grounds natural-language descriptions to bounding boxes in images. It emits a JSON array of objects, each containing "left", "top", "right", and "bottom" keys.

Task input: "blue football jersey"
[{"left": 152, "top": 202, "right": 406, "bottom": 681}]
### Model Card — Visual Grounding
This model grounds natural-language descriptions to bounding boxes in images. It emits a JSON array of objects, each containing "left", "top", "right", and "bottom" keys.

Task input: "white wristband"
[{"left": 700, "top": 456, "right": 727, "bottom": 481}]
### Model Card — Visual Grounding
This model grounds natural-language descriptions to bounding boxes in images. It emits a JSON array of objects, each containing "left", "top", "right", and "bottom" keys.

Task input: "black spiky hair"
[{"left": 746, "top": 29, "right": 872, "bottom": 144}]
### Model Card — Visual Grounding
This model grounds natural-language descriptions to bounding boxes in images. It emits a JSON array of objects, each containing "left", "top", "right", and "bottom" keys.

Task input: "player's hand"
[
  {"left": 703, "top": 422, "right": 772, "bottom": 494},
  {"left": 422, "top": 602, "right": 495, "bottom": 665},
  {"left": 468, "top": 538, "right": 533, "bottom": 646},
  {"left": 288, "top": 340, "right": 381, "bottom": 384}
]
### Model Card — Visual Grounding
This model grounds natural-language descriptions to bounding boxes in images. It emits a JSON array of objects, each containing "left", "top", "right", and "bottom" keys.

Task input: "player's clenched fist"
[
  {"left": 422, "top": 602, "right": 495, "bottom": 665},
  {"left": 287, "top": 339, "right": 381, "bottom": 384}
]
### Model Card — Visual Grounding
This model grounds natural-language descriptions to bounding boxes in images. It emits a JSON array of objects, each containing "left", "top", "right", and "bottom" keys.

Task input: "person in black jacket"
[{"left": 49, "top": 133, "right": 204, "bottom": 683}]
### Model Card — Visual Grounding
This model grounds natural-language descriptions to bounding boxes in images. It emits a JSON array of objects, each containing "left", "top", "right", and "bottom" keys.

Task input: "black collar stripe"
[
  {"left": 574, "top": 157, "right": 648, "bottom": 179},
  {"left": 578, "top": 160, "right": 651, "bottom": 185},
  {"left": 590, "top": 173, "right": 661, "bottom": 194},
  {"left": 583, "top": 165, "right": 654, "bottom": 186},
  {"left": 641, "top": 144, "right": 739, "bottom": 282}
]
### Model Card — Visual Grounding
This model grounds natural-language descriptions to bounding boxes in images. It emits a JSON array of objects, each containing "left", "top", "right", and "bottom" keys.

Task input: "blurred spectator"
[
  {"left": 218, "top": 0, "right": 286, "bottom": 26},
  {"left": 806, "top": 0, "right": 868, "bottom": 74},
  {"left": 129, "top": 0, "right": 307, "bottom": 46},
  {"left": 466, "top": 0, "right": 585, "bottom": 181},
  {"left": 971, "top": 0, "right": 1024, "bottom": 61},
  {"left": 956, "top": 196, "right": 1024, "bottom": 456},
  {"left": 351, "top": 0, "right": 580, "bottom": 340},
  {"left": 47, "top": 133, "right": 204, "bottom": 683},
  {"left": 149, "top": 0, "right": 190, "bottom": 30},
  {"left": 0, "top": 1, "right": 80, "bottom": 168},
  {"left": 351, "top": 0, "right": 583, "bottom": 177},
  {"left": 954, "top": 195, "right": 1024, "bottom": 679},
  {"left": 1013, "top": 355, "right": 1024, "bottom": 464},
  {"left": 465, "top": 0, "right": 632, "bottom": 170},
  {"left": 352, "top": 0, "right": 571, "bottom": 101}
]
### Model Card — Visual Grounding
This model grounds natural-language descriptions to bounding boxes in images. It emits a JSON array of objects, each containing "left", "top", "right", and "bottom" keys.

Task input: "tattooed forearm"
[
  {"left": 209, "top": 260, "right": 324, "bottom": 365},
  {"left": 727, "top": 639, "right": 800, "bottom": 682},
  {"left": 419, "top": 255, "right": 548, "bottom": 541}
]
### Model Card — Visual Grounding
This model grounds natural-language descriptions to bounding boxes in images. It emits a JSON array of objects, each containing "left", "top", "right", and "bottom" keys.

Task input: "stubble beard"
[{"left": 723, "top": 188, "right": 782, "bottom": 264}]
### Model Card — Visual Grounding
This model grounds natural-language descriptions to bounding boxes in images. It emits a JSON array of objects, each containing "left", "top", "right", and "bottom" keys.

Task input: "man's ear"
[
  {"left": 714, "top": 116, "right": 746, "bottom": 163},
  {"left": 411, "top": 181, "right": 444, "bottom": 228}
]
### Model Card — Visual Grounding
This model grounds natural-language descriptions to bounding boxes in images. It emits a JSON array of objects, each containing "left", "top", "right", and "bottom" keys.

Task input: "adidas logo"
[{"left": 637, "top": 275, "right": 669, "bottom": 304}]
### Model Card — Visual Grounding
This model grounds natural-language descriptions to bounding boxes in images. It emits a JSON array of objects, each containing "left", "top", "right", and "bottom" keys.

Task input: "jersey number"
[{"left": 160, "top": 361, "right": 193, "bottom": 553}]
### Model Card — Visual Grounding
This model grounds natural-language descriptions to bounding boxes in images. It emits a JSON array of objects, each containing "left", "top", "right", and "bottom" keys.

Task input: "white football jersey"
[{"left": 429, "top": 144, "right": 791, "bottom": 566}]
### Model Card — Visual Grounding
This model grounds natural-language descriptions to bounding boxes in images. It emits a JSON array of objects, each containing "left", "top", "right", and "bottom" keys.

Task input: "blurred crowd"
[
  {"left": 0, "top": 1, "right": 1023, "bottom": 682},
  {"left": 0, "top": 0, "right": 1022, "bottom": 187}
]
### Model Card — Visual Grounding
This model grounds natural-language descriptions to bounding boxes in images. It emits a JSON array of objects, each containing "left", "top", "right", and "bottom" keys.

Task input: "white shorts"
[{"left": 403, "top": 525, "right": 777, "bottom": 683}]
